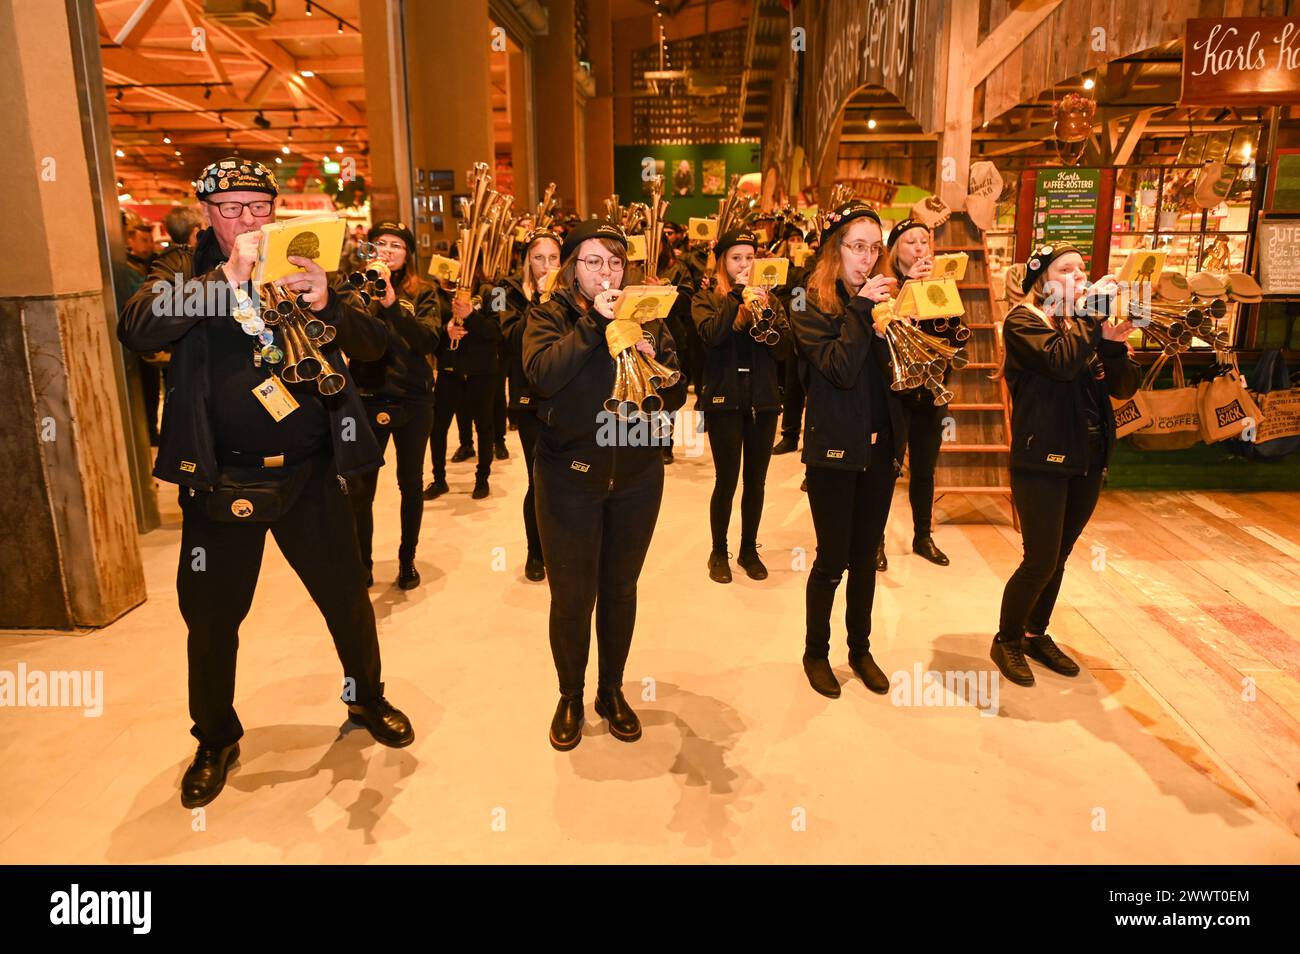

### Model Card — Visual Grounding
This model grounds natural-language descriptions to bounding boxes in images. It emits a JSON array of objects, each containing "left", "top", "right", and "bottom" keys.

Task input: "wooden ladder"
[{"left": 928, "top": 213, "right": 1019, "bottom": 531}]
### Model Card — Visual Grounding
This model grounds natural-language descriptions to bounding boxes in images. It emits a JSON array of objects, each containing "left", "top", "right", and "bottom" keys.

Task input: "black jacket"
[
  {"left": 792, "top": 280, "right": 906, "bottom": 472},
  {"left": 691, "top": 287, "right": 784, "bottom": 412},
  {"left": 435, "top": 281, "right": 502, "bottom": 376},
  {"left": 117, "top": 228, "right": 385, "bottom": 491},
  {"left": 498, "top": 273, "right": 540, "bottom": 413},
  {"left": 1002, "top": 302, "right": 1141, "bottom": 476},
  {"left": 349, "top": 271, "right": 441, "bottom": 404},
  {"left": 523, "top": 286, "right": 688, "bottom": 479}
]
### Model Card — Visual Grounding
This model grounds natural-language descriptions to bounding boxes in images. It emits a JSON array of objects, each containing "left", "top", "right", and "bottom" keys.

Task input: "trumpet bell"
[{"left": 316, "top": 370, "right": 345, "bottom": 396}]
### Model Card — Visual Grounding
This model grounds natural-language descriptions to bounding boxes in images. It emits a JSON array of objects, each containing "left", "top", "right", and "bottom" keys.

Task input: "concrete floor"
[{"left": 2, "top": 407, "right": 1299, "bottom": 863}]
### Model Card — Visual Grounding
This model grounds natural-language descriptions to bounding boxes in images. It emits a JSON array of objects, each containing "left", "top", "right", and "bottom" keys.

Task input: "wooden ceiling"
[{"left": 98, "top": 0, "right": 370, "bottom": 202}]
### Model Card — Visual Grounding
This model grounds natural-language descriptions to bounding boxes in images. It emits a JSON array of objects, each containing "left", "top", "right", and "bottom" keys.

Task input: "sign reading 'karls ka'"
[{"left": 1182, "top": 16, "right": 1300, "bottom": 106}]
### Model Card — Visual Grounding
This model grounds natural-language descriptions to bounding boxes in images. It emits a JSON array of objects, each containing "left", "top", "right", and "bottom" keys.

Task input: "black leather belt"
[{"left": 221, "top": 445, "right": 325, "bottom": 469}]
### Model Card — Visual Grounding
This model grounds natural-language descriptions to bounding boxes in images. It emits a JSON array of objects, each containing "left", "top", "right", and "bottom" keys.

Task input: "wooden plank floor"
[{"left": 1, "top": 405, "right": 1297, "bottom": 863}]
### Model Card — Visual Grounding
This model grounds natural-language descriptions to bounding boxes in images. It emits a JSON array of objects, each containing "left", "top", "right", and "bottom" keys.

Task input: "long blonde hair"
[{"left": 522, "top": 235, "right": 561, "bottom": 300}]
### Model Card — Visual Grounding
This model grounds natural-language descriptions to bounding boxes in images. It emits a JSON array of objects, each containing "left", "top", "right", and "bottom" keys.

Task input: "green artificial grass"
[{"left": 1107, "top": 438, "right": 1300, "bottom": 490}]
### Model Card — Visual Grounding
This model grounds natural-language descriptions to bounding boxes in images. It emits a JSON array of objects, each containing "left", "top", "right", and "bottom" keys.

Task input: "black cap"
[
  {"left": 820, "top": 199, "right": 882, "bottom": 246},
  {"left": 782, "top": 224, "right": 806, "bottom": 241},
  {"left": 886, "top": 217, "right": 928, "bottom": 249},
  {"left": 368, "top": 221, "right": 416, "bottom": 255},
  {"left": 1021, "top": 242, "right": 1083, "bottom": 294},
  {"left": 194, "top": 157, "right": 278, "bottom": 199},
  {"left": 525, "top": 227, "right": 562, "bottom": 249},
  {"left": 715, "top": 228, "right": 759, "bottom": 258},
  {"left": 561, "top": 218, "right": 627, "bottom": 261}
]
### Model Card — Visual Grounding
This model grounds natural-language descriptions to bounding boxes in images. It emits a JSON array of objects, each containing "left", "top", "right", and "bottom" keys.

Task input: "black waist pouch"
[
  {"left": 363, "top": 395, "right": 411, "bottom": 430},
  {"left": 201, "top": 461, "right": 312, "bottom": 523}
]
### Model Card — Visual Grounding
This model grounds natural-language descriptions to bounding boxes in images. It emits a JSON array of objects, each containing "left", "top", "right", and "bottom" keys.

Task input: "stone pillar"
[
  {"left": 584, "top": 0, "right": 614, "bottom": 214},
  {"left": 533, "top": 0, "right": 581, "bottom": 214},
  {"left": 0, "top": 0, "right": 146, "bottom": 629}
]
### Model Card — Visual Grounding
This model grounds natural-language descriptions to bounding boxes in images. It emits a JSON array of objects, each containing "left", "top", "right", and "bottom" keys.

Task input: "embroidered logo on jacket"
[
  {"left": 519, "top": 395, "right": 531, "bottom": 404},
  {"left": 712, "top": 396, "right": 726, "bottom": 403},
  {"left": 1046, "top": 453, "right": 1066, "bottom": 463},
  {"left": 570, "top": 460, "right": 590, "bottom": 473},
  {"left": 179, "top": 460, "right": 197, "bottom": 473},
  {"left": 827, "top": 449, "right": 845, "bottom": 459}
]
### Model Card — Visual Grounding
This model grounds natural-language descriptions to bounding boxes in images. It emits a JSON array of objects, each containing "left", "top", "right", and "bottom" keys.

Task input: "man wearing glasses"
[{"left": 118, "top": 158, "right": 415, "bottom": 810}]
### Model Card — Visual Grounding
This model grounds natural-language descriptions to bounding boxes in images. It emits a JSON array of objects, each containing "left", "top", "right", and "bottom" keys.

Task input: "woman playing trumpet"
[
  {"left": 874, "top": 218, "right": 956, "bottom": 570},
  {"left": 691, "top": 228, "right": 787, "bottom": 583},
  {"left": 791, "top": 201, "right": 906, "bottom": 699},
  {"left": 523, "top": 220, "right": 688, "bottom": 751},
  {"left": 348, "top": 222, "right": 442, "bottom": 590},
  {"left": 991, "top": 244, "right": 1139, "bottom": 686},
  {"left": 499, "top": 227, "right": 562, "bottom": 582}
]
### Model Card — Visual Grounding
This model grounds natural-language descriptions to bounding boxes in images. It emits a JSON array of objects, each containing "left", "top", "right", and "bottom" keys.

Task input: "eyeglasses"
[
  {"left": 579, "top": 255, "right": 625, "bottom": 272},
  {"left": 209, "top": 199, "right": 274, "bottom": 219},
  {"left": 373, "top": 240, "right": 406, "bottom": 251},
  {"left": 843, "top": 241, "right": 885, "bottom": 257}
]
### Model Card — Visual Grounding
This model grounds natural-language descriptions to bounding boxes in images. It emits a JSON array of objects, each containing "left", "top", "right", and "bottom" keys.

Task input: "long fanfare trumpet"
[
  {"left": 1078, "top": 284, "right": 1230, "bottom": 355},
  {"left": 741, "top": 266, "right": 789, "bottom": 346},
  {"left": 642, "top": 175, "right": 670, "bottom": 283},
  {"left": 450, "top": 162, "right": 504, "bottom": 349},
  {"left": 535, "top": 181, "right": 558, "bottom": 230},
  {"left": 258, "top": 283, "right": 345, "bottom": 396},
  {"left": 873, "top": 297, "right": 968, "bottom": 405},
  {"left": 603, "top": 284, "right": 682, "bottom": 425}
]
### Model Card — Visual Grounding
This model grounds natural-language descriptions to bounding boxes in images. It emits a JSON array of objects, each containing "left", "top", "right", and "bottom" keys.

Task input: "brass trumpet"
[
  {"left": 260, "top": 284, "right": 345, "bottom": 395},
  {"left": 604, "top": 304, "right": 682, "bottom": 421},
  {"left": 450, "top": 162, "right": 500, "bottom": 350},
  {"left": 876, "top": 299, "right": 966, "bottom": 405}
]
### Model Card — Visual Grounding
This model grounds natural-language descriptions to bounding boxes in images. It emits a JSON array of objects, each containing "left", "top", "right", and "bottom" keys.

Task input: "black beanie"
[
  {"left": 561, "top": 218, "right": 627, "bottom": 261},
  {"left": 1022, "top": 242, "right": 1083, "bottom": 294},
  {"left": 886, "top": 217, "right": 928, "bottom": 249},
  {"left": 368, "top": 221, "right": 417, "bottom": 255},
  {"left": 715, "top": 228, "right": 759, "bottom": 258},
  {"left": 194, "top": 157, "right": 278, "bottom": 199},
  {"left": 820, "top": 199, "right": 882, "bottom": 246}
]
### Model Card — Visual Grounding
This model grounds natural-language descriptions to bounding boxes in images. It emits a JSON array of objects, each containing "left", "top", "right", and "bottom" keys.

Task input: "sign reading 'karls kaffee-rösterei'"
[{"left": 1182, "top": 17, "right": 1300, "bottom": 106}]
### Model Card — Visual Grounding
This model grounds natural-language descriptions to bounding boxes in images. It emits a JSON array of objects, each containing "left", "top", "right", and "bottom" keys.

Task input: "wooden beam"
[
  {"left": 113, "top": 0, "right": 172, "bottom": 48},
  {"left": 296, "top": 56, "right": 366, "bottom": 73},
  {"left": 245, "top": 66, "right": 280, "bottom": 106},
  {"left": 175, "top": 0, "right": 230, "bottom": 86},
  {"left": 970, "top": 0, "right": 1064, "bottom": 87},
  {"left": 1113, "top": 108, "right": 1155, "bottom": 165},
  {"left": 938, "top": 0, "right": 979, "bottom": 207}
]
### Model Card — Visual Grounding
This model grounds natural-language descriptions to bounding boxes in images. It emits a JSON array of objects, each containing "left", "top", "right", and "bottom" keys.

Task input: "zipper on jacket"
[{"left": 337, "top": 474, "right": 349, "bottom": 495}]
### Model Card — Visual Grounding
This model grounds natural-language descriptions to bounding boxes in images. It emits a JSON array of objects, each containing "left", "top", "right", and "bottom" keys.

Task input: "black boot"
[
  {"left": 594, "top": 686, "right": 642, "bottom": 742},
  {"left": 471, "top": 478, "right": 490, "bottom": 499},
  {"left": 180, "top": 742, "right": 240, "bottom": 809},
  {"left": 397, "top": 559, "right": 420, "bottom": 590},
  {"left": 423, "top": 478, "right": 449, "bottom": 500},
  {"left": 549, "top": 693, "right": 584, "bottom": 751},
  {"left": 347, "top": 685, "right": 415, "bottom": 747},
  {"left": 802, "top": 653, "right": 841, "bottom": 698},
  {"left": 708, "top": 548, "right": 732, "bottom": 584},
  {"left": 849, "top": 650, "right": 891, "bottom": 694},
  {"left": 772, "top": 436, "right": 798, "bottom": 454},
  {"left": 990, "top": 635, "right": 1035, "bottom": 687},
  {"left": 1023, "top": 633, "right": 1081, "bottom": 676},
  {"left": 524, "top": 552, "right": 546, "bottom": 582},
  {"left": 493, "top": 440, "right": 509, "bottom": 460},
  {"left": 450, "top": 444, "right": 475, "bottom": 463},
  {"left": 875, "top": 539, "right": 888, "bottom": 572},
  {"left": 913, "top": 535, "right": 950, "bottom": 566},
  {"left": 736, "top": 545, "right": 768, "bottom": 580},
  {"left": 662, "top": 445, "right": 675, "bottom": 464}
]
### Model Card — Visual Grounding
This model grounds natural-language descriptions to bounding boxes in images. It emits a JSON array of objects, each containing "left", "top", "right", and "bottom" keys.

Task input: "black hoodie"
[
  {"left": 348, "top": 268, "right": 442, "bottom": 403},
  {"left": 523, "top": 285, "right": 688, "bottom": 479},
  {"left": 1002, "top": 302, "right": 1141, "bottom": 476},
  {"left": 691, "top": 286, "right": 785, "bottom": 412},
  {"left": 791, "top": 279, "right": 906, "bottom": 472},
  {"left": 497, "top": 273, "right": 539, "bottom": 412}
]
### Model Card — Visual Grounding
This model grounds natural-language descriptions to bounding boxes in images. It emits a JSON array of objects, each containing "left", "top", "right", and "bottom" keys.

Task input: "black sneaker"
[
  {"left": 423, "top": 479, "right": 449, "bottom": 500},
  {"left": 772, "top": 436, "right": 799, "bottom": 454},
  {"left": 397, "top": 560, "right": 420, "bottom": 590},
  {"left": 493, "top": 440, "right": 509, "bottom": 461},
  {"left": 524, "top": 552, "right": 546, "bottom": 582},
  {"left": 990, "top": 635, "right": 1035, "bottom": 687},
  {"left": 736, "top": 546, "right": 768, "bottom": 580},
  {"left": 708, "top": 548, "right": 732, "bottom": 584},
  {"left": 450, "top": 444, "right": 475, "bottom": 463},
  {"left": 1023, "top": 633, "right": 1081, "bottom": 676},
  {"left": 471, "top": 479, "right": 490, "bottom": 500}
]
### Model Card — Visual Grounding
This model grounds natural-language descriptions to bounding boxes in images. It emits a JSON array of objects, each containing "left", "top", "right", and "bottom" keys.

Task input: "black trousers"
[
  {"left": 177, "top": 454, "right": 382, "bottom": 749},
  {"left": 705, "top": 399, "right": 778, "bottom": 550},
  {"left": 804, "top": 439, "right": 898, "bottom": 657},
  {"left": 455, "top": 392, "right": 473, "bottom": 448},
  {"left": 998, "top": 436, "right": 1106, "bottom": 641},
  {"left": 139, "top": 357, "right": 164, "bottom": 442},
  {"left": 534, "top": 453, "right": 664, "bottom": 695},
  {"left": 514, "top": 409, "right": 543, "bottom": 558},
  {"left": 903, "top": 396, "right": 945, "bottom": 536},
  {"left": 780, "top": 355, "right": 805, "bottom": 443},
  {"left": 351, "top": 401, "right": 435, "bottom": 567},
  {"left": 431, "top": 372, "right": 495, "bottom": 482},
  {"left": 493, "top": 373, "right": 507, "bottom": 440}
]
